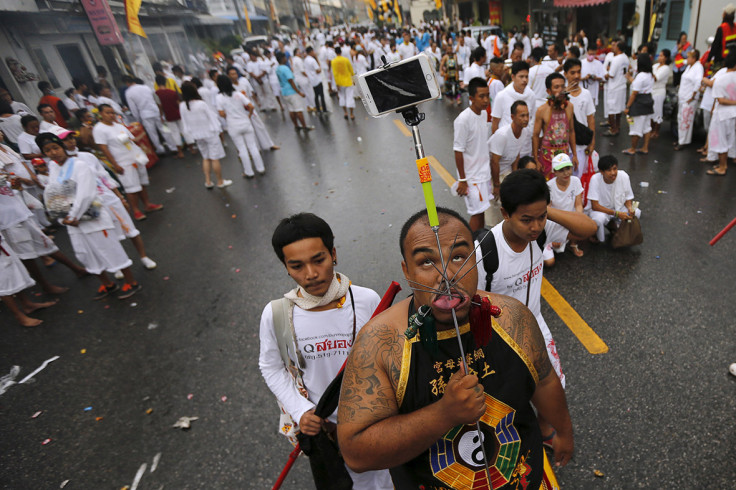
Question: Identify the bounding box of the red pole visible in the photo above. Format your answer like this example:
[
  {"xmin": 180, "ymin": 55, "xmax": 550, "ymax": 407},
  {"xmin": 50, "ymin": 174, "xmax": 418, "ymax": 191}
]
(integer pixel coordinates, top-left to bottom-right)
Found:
[
  {"xmin": 709, "ymin": 217, "xmax": 736, "ymax": 246},
  {"xmin": 272, "ymin": 444, "xmax": 302, "ymax": 490}
]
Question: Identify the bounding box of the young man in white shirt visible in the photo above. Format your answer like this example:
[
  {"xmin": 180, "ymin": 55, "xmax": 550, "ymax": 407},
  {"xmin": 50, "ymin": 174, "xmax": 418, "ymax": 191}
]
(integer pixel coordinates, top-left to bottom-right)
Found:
[
  {"xmin": 491, "ymin": 61, "xmax": 536, "ymax": 156},
  {"xmin": 474, "ymin": 169, "xmax": 595, "ymax": 442},
  {"xmin": 581, "ymin": 45, "xmax": 605, "ymax": 107},
  {"xmin": 486, "ymin": 100, "xmax": 530, "ymax": 226},
  {"xmin": 455, "ymin": 35, "xmax": 471, "ymax": 76},
  {"xmin": 93, "ymin": 104, "xmax": 163, "ymax": 221},
  {"xmin": 259, "ymin": 213, "xmax": 393, "ymax": 490},
  {"xmin": 603, "ymin": 41, "xmax": 629, "ymax": 136},
  {"xmin": 397, "ymin": 31, "xmax": 418, "ymax": 60},
  {"xmin": 453, "ymin": 78, "xmax": 491, "ymax": 232},
  {"xmin": 122, "ymin": 75, "xmax": 168, "ymax": 155},
  {"xmin": 528, "ymin": 47, "xmax": 555, "ymax": 109},
  {"xmin": 564, "ymin": 58, "xmax": 596, "ymax": 177},
  {"xmin": 305, "ymin": 47, "xmax": 328, "ymax": 113},
  {"xmin": 462, "ymin": 47, "xmax": 488, "ymax": 88},
  {"xmin": 587, "ymin": 155, "xmax": 641, "ymax": 243}
]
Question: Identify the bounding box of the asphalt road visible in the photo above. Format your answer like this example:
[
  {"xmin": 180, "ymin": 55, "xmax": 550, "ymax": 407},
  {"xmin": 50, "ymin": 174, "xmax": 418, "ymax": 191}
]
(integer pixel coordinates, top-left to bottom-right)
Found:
[{"xmin": 1, "ymin": 95, "xmax": 735, "ymax": 489}]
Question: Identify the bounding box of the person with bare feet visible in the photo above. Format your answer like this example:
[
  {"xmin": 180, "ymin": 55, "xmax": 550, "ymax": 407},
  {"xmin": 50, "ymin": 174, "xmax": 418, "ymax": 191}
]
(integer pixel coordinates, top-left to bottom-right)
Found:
[
  {"xmin": 1, "ymin": 165, "xmax": 87, "ymax": 294},
  {"xmin": 587, "ymin": 155, "xmax": 642, "ymax": 242},
  {"xmin": 0, "ymin": 234, "xmax": 57, "ymax": 327},
  {"xmin": 38, "ymin": 132, "xmax": 142, "ymax": 300},
  {"xmin": 622, "ymin": 54, "xmax": 655, "ymax": 156},
  {"xmin": 705, "ymin": 50, "xmax": 736, "ymax": 176},
  {"xmin": 546, "ymin": 154, "xmax": 586, "ymax": 264}
]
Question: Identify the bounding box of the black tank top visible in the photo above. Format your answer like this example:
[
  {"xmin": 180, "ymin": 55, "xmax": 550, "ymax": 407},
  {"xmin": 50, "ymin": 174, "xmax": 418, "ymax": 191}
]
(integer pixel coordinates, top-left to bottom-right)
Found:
[{"xmin": 389, "ymin": 320, "xmax": 543, "ymax": 489}]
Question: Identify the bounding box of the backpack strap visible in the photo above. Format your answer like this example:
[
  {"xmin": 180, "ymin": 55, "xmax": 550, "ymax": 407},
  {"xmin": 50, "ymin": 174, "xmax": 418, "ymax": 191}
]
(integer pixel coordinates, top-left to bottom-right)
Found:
[
  {"xmin": 472, "ymin": 227, "xmax": 499, "ymax": 292},
  {"xmin": 536, "ymin": 229, "xmax": 547, "ymax": 251},
  {"xmin": 270, "ymin": 298, "xmax": 295, "ymax": 369}
]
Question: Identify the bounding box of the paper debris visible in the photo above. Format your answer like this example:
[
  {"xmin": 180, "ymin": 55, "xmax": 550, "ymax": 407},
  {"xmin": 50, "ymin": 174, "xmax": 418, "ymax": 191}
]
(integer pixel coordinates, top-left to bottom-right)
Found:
[
  {"xmin": 593, "ymin": 469, "xmax": 604, "ymax": 477},
  {"xmin": 42, "ymin": 438, "xmax": 51, "ymax": 445},
  {"xmin": 163, "ymin": 276, "xmax": 169, "ymax": 281},
  {"xmin": 80, "ymin": 349, "xmax": 86, "ymax": 354},
  {"xmin": 221, "ymin": 395, "xmax": 227, "ymax": 402},
  {"xmin": 146, "ymin": 408, "xmax": 153, "ymax": 415},
  {"xmin": 173, "ymin": 416, "xmax": 199, "ymax": 429},
  {"xmin": 31, "ymin": 411, "xmax": 42, "ymax": 419},
  {"xmin": 147, "ymin": 323, "xmax": 158, "ymax": 330},
  {"xmin": 78, "ymin": 310, "xmax": 84, "ymax": 314},
  {"xmin": 131, "ymin": 303, "xmax": 137, "ymax": 307},
  {"xmin": 0, "ymin": 366, "xmax": 20, "ymax": 395},
  {"xmin": 60, "ymin": 480, "xmax": 70, "ymax": 488},
  {"xmin": 165, "ymin": 187, "xmax": 176, "ymax": 193},
  {"xmin": 130, "ymin": 463, "xmax": 147, "ymax": 490},
  {"xmin": 84, "ymin": 406, "xmax": 93, "ymax": 412},
  {"xmin": 639, "ymin": 182, "xmax": 649, "ymax": 187},
  {"xmin": 19, "ymin": 356, "xmax": 60, "ymax": 384},
  {"xmin": 96, "ymin": 417, "xmax": 103, "ymax": 422},
  {"xmin": 187, "ymin": 393, "xmax": 193, "ymax": 400},
  {"xmin": 150, "ymin": 452, "xmax": 162, "ymax": 473},
  {"xmin": 231, "ymin": 214, "xmax": 236, "ymax": 219}
]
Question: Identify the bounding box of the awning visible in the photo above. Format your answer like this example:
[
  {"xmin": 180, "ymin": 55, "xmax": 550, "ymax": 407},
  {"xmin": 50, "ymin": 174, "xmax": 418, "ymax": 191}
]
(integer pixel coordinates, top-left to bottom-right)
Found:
[
  {"xmin": 553, "ymin": 0, "xmax": 612, "ymax": 7},
  {"xmin": 219, "ymin": 14, "xmax": 269, "ymax": 21},
  {"xmin": 191, "ymin": 15, "xmax": 235, "ymax": 25}
]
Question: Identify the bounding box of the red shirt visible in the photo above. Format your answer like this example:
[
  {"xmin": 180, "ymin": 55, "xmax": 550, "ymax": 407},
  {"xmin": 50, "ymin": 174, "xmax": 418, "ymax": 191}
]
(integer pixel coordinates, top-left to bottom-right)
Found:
[
  {"xmin": 155, "ymin": 88, "xmax": 181, "ymax": 121},
  {"xmin": 39, "ymin": 94, "xmax": 68, "ymax": 128}
]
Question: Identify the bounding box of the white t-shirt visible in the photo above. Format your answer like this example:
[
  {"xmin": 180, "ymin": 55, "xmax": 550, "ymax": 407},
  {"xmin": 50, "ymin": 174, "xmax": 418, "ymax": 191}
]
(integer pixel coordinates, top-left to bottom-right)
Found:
[
  {"xmin": 179, "ymin": 100, "xmax": 221, "ymax": 140},
  {"xmin": 92, "ymin": 121, "xmax": 141, "ymax": 166},
  {"xmin": 96, "ymin": 96, "xmax": 123, "ymax": 115},
  {"xmin": 17, "ymin": 132, "xmax": 40, "ymax": 160},
  {"xmin": 712, "ymin": 70, "xmax": 736, "ymax": 121},
  {"xmin": 488, "ymin": 124, "xmax": 527, "ymax": 175},
  {"xmin": 258, "ymin": 285, "xmax": 380, "ymax": 424},
  {"xmin": 125, "ymin": 84, "xmax": 160, "ymax": 120},
  {"xmin": 453, "ymin": 107, "xmax": 491, "ymax": 183},
  {"xmin": 569, "ymin": 88, "xmax": 595, "ymax": 129},
  {"xmin": 491, "ymin": 84, "xmax": 537, "ymax": 128},
  {"xmin": 587, "ymin": 170, "xmax": 634, "ymax": 210},
  {"xmin": 607, "ymin": 53, "xmax": 629, "ymax": 92},
  {"xmin": 463, "ymin": 63, "xmax": 486, "ymax": 85},
  {"xmin": 397, "ymin": 42, "xmax": 417, "ymax": 60},
  {"xmin": 581, "ymin": 58, "xmax": 604, "ymax": 92},
  {"xmin": 483, "ymin": 35, "xmax": 502, "ymax": 56},
  {"xmin": 548, "ymin": 176, "xmax": 583, "ymax": 212},
  {"xmin": 456, "ymin": 45, "xmax": 471, "ymax": 68},
  {"xmin": 305, "ymin": 56, "xmax": 322, "ymax": 87},
  {"xmin": 528, "ymin": 63, "xmax": 555, "ymax": 103},
  {"xmin": 631, "ymin": 72, "xmax": 653, "ymax": 94},
  {"xmin": 700, "ymin": 67, "xmax": 726, "ymax": 110},
  {"xmin": 678, "ymin": 62, "xmax": 704, "ymax": 100},
  {"xmin": 216, "ymin": 92, "xmax": 253, "ymax": 133},
  {"xmin": 652, "ymin": 63, "xmax": 673, "ymax": 96},
  {"xmin": 0, "ymin": 180, "xmax": 33, "ymax": 230},
  {"xmin": 488, "ymin": 78, "xmax": 504, "ymax": 103},
  {"xmin": 0, "ymin": 115, "xmax": 24, "ymax": 144}
]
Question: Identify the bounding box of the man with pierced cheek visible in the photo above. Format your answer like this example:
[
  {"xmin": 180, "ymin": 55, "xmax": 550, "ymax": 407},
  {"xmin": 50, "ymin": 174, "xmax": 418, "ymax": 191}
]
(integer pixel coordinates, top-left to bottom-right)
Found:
[{"xmin": 337, "ymin": 207, "xmax": 574, "ymax": 489}]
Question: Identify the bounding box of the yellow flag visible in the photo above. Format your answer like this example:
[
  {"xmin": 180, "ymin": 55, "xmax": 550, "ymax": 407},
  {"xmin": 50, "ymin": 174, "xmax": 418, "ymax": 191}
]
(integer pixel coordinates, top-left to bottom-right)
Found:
[
  {"xmin": 394, "ymin": 0, "xmax": 402, "ymax": 24},
  {"xmin": 125, "ymin": 0, "xmax": 146, "ymax": 38},
  {"xmin": 243, "ymin": 4, "xmax": 252, "ymax": 33},
  {"xmin": 434, "ymin": 0, "xmax": 442, "ymax": 9},
  {"xmin": 365, "ymin": 0, "xmax": 377, "ymax": 10}
]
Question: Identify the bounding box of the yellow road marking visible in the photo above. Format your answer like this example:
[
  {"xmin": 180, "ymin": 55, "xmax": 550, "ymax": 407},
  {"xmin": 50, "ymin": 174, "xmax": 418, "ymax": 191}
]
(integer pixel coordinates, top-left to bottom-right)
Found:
[
  {"xmin": 393, "ymin": 118, "xmax": 412, "ymax": 137},
  {"xmin": 541, "ymin": 278, "xmax": 609, "ymax": 354},
  {"xmin": 427, "ymin": 155, "xmax": 456, "ymax": 188},
  {"xmin": 414, "ymin": 146, "xmax": 608, "ymax": 354}
]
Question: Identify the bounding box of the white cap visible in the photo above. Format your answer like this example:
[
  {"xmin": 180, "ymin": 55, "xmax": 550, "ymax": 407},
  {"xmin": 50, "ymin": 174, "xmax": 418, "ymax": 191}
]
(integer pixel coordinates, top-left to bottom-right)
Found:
[{"xmin": 552, "ymin": 153, "xmax": 573, "ymax": 170}]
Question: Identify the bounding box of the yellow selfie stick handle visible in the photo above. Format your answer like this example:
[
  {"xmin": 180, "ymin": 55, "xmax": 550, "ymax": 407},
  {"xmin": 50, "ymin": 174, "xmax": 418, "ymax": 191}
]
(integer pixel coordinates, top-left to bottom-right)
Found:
[{"xmin": 416, "ymin": 157, "xmax": 439, "ymax": 228}]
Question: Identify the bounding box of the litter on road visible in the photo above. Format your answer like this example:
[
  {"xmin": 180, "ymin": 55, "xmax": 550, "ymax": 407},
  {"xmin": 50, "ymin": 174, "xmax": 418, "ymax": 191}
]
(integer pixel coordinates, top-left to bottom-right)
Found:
[{"xmin": 173, "ymin": 416, "xmax": 198, "ymax": 429}]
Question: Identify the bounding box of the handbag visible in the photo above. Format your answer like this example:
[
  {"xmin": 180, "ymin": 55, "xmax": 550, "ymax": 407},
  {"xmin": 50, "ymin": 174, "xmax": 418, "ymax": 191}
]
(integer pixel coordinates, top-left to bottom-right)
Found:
[
  {"xmin": 573, "ymin": 114, "xmax": 594, "ymax": 146},
  {"xmin": 612, "ymin": 217, "xmax": 643, "ymax": 248},
  {"xmin": 629, "ymin": 93, "xmax": 654, "ymax": 117}
]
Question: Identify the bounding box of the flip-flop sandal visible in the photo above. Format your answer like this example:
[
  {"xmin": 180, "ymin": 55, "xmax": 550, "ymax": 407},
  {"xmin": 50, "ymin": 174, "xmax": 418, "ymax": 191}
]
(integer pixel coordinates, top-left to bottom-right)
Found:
[
  {"xmin": 706, "ymin": 169, "xmax": 727, "ymax": 176},
  {"xmin": 542, "ymin": 430, "xmax": 557, "ymax": 450},
  {"xmin": 636, "ymin": 150, "xmax": 649, "ymax": 154},
  {"xmin": 603, "ymin": 130, "xmax": 619, "ymax": 136},
  {"xmin": 622, "ymin": 149, "xmax": 636, "ymax": 155},
  {"xmin": 570, "ymin": 244, "xmax": 584, "ymax": 257}
]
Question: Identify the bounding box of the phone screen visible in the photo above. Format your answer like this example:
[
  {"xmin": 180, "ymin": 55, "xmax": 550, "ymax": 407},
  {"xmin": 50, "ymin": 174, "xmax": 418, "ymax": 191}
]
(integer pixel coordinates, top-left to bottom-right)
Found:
[{"xmin": 364, "ymin": 59, "xmax": 432, "ymax": 113}]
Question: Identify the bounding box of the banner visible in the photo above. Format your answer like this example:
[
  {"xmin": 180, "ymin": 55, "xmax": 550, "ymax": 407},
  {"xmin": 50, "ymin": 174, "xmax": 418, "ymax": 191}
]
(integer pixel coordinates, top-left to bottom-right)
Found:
[
  {"xmin": 125, "ymin": 0, "xmax": 147, "ymax": 38},
  {"xmin": 488, "ymin": 0, "xmax": 501, "ymax": 25},
  {"xmin": 244, "ymin": 4, "xmax": 252, "ymax": 33},
  {"xmin": 80, "ymin": 0, "xmax": 124, "ymax": 45}
]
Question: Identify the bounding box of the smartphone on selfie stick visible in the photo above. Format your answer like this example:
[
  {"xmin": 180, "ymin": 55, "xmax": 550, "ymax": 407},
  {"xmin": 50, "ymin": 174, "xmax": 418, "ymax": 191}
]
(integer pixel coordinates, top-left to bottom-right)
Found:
[{"xmin": 354, "ymin": 53, "xmax": 441, "ymax": 117}]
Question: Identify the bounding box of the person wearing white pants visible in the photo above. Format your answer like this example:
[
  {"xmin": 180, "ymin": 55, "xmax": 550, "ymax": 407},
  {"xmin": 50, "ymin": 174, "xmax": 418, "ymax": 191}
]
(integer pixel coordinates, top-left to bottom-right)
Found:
[
  {"xmin": 124, "ymin": 76, "xmax": 168, "ymax": 154},
  {"xmin": 586, "ymin": 155, "xmax": 642, "ymax": 243},
  {"xmin": 674, "ymin": 51, "xmax": 703, "ymax": 150},
  {"xmin": 651, "ymin": 50, "xmax": 673, "ymax": 138},
  {"xmin": 215, "ymin": 76, "xmax": 265, "ymax": 178}
]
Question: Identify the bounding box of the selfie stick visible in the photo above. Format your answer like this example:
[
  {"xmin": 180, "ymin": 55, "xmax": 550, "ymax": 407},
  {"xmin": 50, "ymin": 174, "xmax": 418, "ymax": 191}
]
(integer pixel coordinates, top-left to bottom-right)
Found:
[{"xmin": 398, "ymin": 95, "xmax": 494, "ymax": 489}]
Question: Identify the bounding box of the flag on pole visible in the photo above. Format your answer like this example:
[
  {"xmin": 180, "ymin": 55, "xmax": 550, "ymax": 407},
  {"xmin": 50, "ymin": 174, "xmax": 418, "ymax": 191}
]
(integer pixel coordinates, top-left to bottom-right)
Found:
[
  {"xmin": 393, "ymin": 0, "xmax": 402, "ymax": 25},
  {"xmin": 243, "ymin": 4, "xmax": 252, "ymax": 33},
  {"xmin": 125, "ymin": 0, "xmax": 146, "ymax": 38},
  {"xmin": 434, "ymin": 0, "xmax": 442, "ymax": 9}
]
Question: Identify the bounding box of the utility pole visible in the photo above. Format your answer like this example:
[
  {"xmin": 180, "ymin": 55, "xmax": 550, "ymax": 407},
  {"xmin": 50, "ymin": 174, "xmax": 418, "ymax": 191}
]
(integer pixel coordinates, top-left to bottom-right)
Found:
[{"xmin": 231, "ymin": 0, "xmax": 245, "ymax": 38}]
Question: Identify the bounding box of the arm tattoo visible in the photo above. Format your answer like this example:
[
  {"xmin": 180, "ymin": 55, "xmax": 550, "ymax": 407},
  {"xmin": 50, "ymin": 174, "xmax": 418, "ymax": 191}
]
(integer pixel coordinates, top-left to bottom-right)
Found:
[
  {"xmin": 493, "ymin": 295, "xmax": 553, "ymax": 381},
  {"xmin": 338, "ymin": 322, "xmax": 403, "ymax": 424}
]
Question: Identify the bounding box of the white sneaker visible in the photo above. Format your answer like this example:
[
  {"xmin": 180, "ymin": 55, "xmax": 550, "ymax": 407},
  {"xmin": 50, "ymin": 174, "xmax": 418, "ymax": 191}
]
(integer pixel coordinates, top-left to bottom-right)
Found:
[
  {"xmin": 217, "ymin": 179, "xmax": 233, "ymax": 188},
  {"xmin": 114, "ymin": 270, "xmax": 124, "ymax": 280},
  {"xmin": 141, "ymin": 257, "xmax": 157, "ymax": 269}
]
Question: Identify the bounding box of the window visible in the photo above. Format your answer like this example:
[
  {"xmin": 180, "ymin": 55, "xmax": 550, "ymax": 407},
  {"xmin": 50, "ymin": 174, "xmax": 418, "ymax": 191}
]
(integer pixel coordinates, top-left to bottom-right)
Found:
[
  {"xmin": 33, "ymin": 48, "xmax": 60, "ymax": 88},
  {"xmin": 666, "ymin": 0, "xmax": 685, "ymax": 40}
]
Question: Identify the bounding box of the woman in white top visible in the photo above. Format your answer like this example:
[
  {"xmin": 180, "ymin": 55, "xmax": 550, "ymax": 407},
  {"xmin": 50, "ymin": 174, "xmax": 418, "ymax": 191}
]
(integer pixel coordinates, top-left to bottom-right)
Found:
[
  {"xmin": 623, "ymin": 54, "xmax": 655, "ymax": 154},
  {"xmin": 651, "ymin": 49, "xmax": 672, "ymax": 138},
  {"xmin": 215, "ymin": 75, "xmax": 265, "ymax": 178},
  {"xmin": 180, "ymin": 82, "xmax": 231, "ymax": 189},
  {"xmin": 675, "ymin": 50, "xmax": 704, "ymax": 149}
]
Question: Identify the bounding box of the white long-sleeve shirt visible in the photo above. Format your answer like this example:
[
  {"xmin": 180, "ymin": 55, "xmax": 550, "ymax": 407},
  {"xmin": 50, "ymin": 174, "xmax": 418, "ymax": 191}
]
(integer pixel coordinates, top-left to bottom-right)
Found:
[
  {"xmin": 258, "ymin": 286, "xmax": 379, "ymax": 424},
  {"xmin": 124, "ymin": 84, "xmax": 160, "ymax": 120}
]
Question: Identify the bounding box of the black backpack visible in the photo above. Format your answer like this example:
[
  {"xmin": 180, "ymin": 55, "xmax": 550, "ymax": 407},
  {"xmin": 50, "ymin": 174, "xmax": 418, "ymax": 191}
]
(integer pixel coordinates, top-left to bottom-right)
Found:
[{"xmin": 473, "ymin": 227, "xmax": 547, "ymax": 293}]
